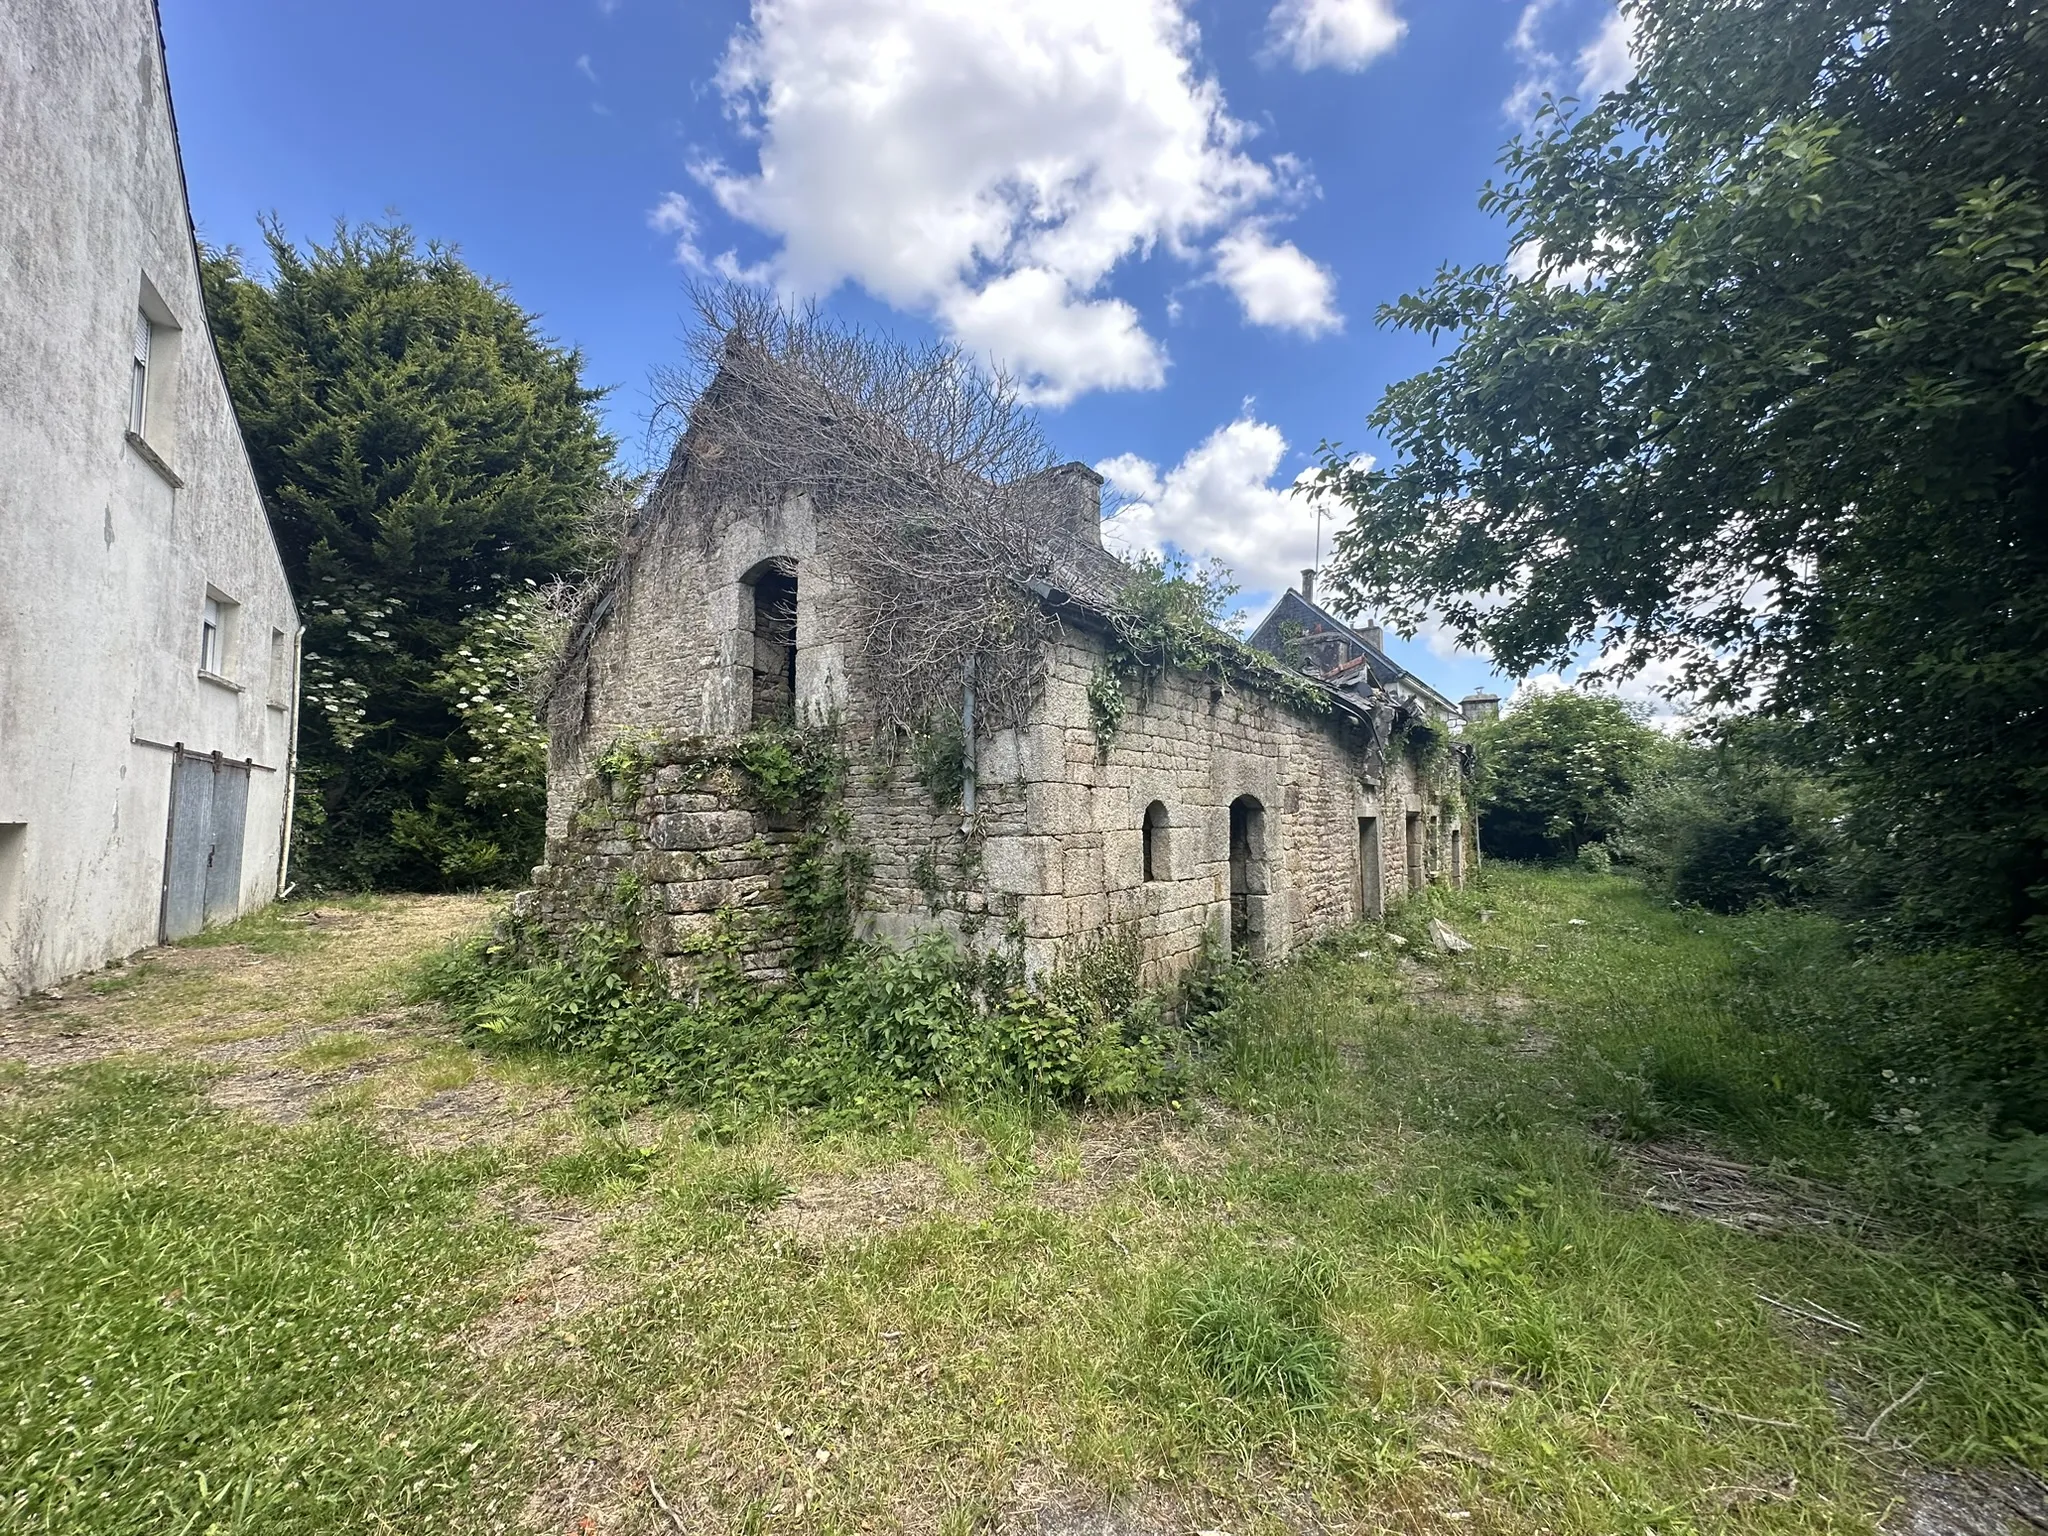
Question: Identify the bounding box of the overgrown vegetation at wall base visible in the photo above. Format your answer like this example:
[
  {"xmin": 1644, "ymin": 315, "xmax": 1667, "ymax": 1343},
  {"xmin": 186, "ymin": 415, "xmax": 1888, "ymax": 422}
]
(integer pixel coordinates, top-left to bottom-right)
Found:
[{"xmin": 422, "ymin": 919, "xmax": 1192, "ymax": 1130}]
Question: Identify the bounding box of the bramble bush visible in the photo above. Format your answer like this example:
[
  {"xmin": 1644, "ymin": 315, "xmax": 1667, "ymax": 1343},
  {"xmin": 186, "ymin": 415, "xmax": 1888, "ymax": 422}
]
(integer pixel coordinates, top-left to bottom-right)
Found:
[{"xmin": 1612, "ymin": 724, "xmax": 1841, "ymax": 914}]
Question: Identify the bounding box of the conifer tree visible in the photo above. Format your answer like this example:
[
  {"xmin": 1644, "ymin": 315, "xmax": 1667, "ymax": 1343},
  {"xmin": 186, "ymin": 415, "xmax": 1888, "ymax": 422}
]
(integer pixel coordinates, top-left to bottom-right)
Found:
[{"xmin": 204, "ymin": 222, "xmax": 616, "ymax": 890}]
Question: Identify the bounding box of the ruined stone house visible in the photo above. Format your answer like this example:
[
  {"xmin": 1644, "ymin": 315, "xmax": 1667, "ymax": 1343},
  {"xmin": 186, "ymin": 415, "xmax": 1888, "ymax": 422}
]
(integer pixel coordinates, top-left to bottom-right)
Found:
[{"xmin": 532, "ymin": 351, "xmax": 1472, "ymax": 991}]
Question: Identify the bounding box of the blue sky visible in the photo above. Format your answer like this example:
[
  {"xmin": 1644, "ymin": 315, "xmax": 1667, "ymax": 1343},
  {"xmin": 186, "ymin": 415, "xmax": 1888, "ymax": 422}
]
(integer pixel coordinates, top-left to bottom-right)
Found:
[{"xmin": 159, "ymin": 0, "xmax": 1637, "ymax": 707}]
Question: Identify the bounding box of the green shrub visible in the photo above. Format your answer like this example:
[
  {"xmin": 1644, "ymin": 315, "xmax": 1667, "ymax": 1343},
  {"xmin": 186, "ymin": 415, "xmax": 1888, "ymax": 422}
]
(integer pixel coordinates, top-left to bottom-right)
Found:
[
  {"xmin": 1614, "ymin": 729, "xmax": 1840, "ymax": 913},
  {"xmin": 1466, "ymin": 691, "xmax": 1670, "ymax": 861}
]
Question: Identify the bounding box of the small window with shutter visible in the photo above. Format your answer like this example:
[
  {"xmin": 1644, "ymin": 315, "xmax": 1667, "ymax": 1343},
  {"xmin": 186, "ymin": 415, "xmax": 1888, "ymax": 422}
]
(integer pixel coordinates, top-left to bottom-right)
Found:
[
  {"xmin": 129, "ymin": 309, "xmax": 152, "ymax": 436},
  {"xmin": 200, "ymin": 596, "xmax": 223, "ymax": 675}
]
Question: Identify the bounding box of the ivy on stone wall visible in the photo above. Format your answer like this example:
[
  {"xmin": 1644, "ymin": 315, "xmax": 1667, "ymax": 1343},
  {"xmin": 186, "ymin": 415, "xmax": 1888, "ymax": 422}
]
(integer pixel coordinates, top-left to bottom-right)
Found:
[
  {"xmin": 1090, "ymin": 554, "xmax": 1334, "ymax": 757},
  {"xmin": 588, "ymin": 724, "xmax": 870, "ymax": 973}
]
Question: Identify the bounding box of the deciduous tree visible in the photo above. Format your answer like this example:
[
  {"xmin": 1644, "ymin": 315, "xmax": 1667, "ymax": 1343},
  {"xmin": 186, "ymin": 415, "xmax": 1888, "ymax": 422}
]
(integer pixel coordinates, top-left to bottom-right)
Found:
[{"xmin": 1312, "ymin": 0, "xmax": 2048, "ymax": 939}]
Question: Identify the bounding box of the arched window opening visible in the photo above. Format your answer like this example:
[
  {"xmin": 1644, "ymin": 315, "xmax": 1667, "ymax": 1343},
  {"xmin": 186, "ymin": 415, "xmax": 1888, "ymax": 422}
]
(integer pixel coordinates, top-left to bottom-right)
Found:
[
  {"xmin": 1142, "ymin": 801, "xmax": 1169, "ymax": 882},
  {"xmin": 1228, "ymin": 794, "xmax": 1267, "ymax": 957},
  {"xmin": 745, "ymin": 562, "xmax": 798, "ymax": 727}
]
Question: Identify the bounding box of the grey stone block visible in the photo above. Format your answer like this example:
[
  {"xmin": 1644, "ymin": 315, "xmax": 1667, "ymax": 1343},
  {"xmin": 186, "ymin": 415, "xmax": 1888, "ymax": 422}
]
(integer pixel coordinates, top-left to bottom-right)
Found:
[{"xmin": 649, "ymin": 810, "xmax": 754, "ymax": 851}]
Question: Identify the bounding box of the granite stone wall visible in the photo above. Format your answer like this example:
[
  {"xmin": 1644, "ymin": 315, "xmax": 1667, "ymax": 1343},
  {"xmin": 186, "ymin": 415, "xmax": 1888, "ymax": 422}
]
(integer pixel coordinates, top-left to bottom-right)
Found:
[{"xmin": 535, "ymin": 480, "xmax": 1468, "ymax": 993}]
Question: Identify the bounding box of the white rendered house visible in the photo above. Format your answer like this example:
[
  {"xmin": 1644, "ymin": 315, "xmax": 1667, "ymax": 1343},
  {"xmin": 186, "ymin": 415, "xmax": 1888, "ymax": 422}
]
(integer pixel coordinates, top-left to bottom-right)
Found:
[{"xmin": 0, "ymin": 0, "xmax": 301, "ymax": 996}]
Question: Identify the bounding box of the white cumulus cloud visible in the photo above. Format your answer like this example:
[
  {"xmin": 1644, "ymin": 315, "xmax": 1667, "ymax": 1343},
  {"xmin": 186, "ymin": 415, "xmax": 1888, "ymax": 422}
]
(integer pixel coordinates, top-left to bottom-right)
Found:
[
  {"xmin": 1098, "ymin": 417, "xmax": 1334, "ymax": 600},
  {"xmin": 695, "ymin": 0, "xmax": 1339, "ymax": 404},
  {"xmin": 1506, "ymin": 2, "xmax": 1640, "ymax": 124},
  {"xmin": 649, "ymin": 191, "xmax": 707, "ymax": 270},
  {"xmin": 1575, "ymin": 6, "xmax": 1639, "ymax": 96},
  {"xmin": 1214, "ymin": 225, "xmax": 1341, "ymax": 336},
  {"xmin": 1265, "ymin": 0, "xmax": 1405, "ymax": 72}
]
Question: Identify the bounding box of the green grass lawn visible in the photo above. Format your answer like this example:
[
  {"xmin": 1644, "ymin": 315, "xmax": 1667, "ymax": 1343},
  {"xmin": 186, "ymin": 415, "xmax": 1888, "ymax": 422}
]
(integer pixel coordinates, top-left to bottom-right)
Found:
[{"xmin": 1, "ymin": 871, "xmax": 2042, "ymax": 1533}]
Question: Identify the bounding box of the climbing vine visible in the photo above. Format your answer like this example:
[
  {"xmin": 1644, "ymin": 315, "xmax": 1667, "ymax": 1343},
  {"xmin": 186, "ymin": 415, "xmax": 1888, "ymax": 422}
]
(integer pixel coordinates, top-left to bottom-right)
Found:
[
  {"xmin": 1086, "ymin": 666, "xmax": 1128, "ymax": 756},
  {"xmin": 1090, "ymin": 553, "xmax": 1335, "ymax": 755}
]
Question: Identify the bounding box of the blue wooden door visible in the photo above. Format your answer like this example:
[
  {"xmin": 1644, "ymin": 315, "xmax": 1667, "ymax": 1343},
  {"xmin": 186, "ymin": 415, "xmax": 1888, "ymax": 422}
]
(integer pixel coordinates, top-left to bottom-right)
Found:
[{"xmin": 160, "ymin": 753, "xmax": 250, "ymax": 941}]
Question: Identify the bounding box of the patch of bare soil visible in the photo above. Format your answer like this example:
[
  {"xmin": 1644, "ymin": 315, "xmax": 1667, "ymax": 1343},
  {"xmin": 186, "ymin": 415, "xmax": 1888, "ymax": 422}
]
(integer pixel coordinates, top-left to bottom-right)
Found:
[
  {"xmin": 760, "ymin": 1158, "xmax": 963, "ymax": 1240},
  {"xmin": 469, "ymin": 1194, "xmax": 635, "ymax": 1364},
  {"xmin": 1390, "ymin": 957, "xmax": 1537, "ymax": 1034},
  {"xmin": 1617, "ymin": 1139, "xmax": 1842, "ymax": 1234},
  {"xmin": 1004, "ymin": 1474, "xmax": 1176, "ymax": 1536},
  {"xmin": 1883, "ymin": 1466, "xmax": 2048, "ymax": 1535},
  {"xmin": 756, "ymin": 1107, "xmax": 1250, "ymax": 1240},
  {"xmin": 1037, "ymin": 1105, "xmax": 1248, "ymax": 1213},
  {"xmin": 388, "ymin": 1080, "xmax": 577, "ymax": 1153}
]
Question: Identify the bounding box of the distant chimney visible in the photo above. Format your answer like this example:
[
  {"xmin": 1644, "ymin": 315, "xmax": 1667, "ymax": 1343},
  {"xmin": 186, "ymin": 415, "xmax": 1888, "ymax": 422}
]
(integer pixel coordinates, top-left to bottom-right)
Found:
[
  {"xmin": 1300, "ymin": 568, "xmax": 1316, "ymax": 603},
  {"xmin": 1460, "ymin": 690, "xmax": 1502, "ymax": 725},
  {"xmin": 1035, "ymin": 462, "xmax": 1104, "ymax": 547},
  {"xmin": 1362, "ymin": 619, "xmax": 1385, "ymax": 650}
]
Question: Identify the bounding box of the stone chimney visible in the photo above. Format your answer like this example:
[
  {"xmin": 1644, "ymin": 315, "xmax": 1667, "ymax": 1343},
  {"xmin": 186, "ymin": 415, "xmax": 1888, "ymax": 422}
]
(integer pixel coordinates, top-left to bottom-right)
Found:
[
  {"xmin": 1361, "ymin": 619, "xmax": 1385, "ymax": 651},
  {"xmin": 1299, "ymin": 567, "xmax": 1317, "ymax": 604},
  {"xmin": 1460, "ymin": 690, "xmax": 1502, "ymax": 725},
  {"xmin": 1033, "ymin": 461, "xmax": 1104, "ymax": 547}
]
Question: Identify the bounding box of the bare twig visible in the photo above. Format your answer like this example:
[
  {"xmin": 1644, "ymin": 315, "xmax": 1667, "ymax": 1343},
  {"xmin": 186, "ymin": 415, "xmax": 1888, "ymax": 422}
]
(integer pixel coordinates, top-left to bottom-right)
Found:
[
  {"xmin": 1685, "ymin": 1397, "xmax": 1801, "ymax": 1429},
  {"xmin": 1420, "ymin": 1444, "xmax": 1502, "ymax": 1472},
  {"xmin": 1860, "ymin": 1374, "xmax": 1931, "ymax": 1442},
  {"xmin": 1756, "ymin": 1291, "xmax": 1864, "ymax": 1334},
  {"xmin": 647, "ymin": 1472, "xmax": 688, "ymax": 1533}
]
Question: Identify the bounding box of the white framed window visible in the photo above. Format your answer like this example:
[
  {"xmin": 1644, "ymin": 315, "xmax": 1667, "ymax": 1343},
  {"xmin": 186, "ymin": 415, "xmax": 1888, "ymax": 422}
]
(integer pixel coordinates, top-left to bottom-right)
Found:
[
  {"xmin": 126, "ymin": 277, "xmax": 183, "ymax": 474},
  {"xmin": 129, "ymin": 309, "xmax": 152, "ymax": 436},
  {"xmin": 199, "ymin": 588, "xmax": 239, "ymax": 680},
  {"xmin": 200, "ymin": 597, "xmax": 223, "ymax": 675}
]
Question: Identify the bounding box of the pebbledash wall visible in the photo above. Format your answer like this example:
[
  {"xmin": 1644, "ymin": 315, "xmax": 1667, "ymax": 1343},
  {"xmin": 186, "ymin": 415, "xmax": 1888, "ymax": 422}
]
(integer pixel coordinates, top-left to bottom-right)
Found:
[
  {"xmin": 0, "ymin": 0, "xmax": 301, "ymax": 999},
  {"xmin": 536, "ymin": 450, "xmax": 1467, "ymax": 991}
]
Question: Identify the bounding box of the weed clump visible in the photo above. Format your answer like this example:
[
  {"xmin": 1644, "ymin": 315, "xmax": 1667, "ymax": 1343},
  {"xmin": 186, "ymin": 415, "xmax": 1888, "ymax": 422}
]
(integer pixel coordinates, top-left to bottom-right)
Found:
[{"xmin": 1140, "ymin": 1250, "xmax": 1346, "ymax": 1411}]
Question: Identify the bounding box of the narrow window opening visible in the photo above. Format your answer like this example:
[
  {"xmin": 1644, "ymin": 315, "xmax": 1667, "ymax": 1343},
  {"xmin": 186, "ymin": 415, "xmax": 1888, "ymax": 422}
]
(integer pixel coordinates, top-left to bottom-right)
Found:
[
  {"xmin": 1405, "ymin": 811, "xmax": 1425, "ymax": 894},
  {"xmin": 747, "ymin": 564, "xmax": 798, "ymax": 726},
  {"xmin": 1142, "ymin": 800, "xmax": 1169, "ymax": 882},
  {"xmin": 1229, "ymin": 794, "xmax": 1267, "ymax": 957}
]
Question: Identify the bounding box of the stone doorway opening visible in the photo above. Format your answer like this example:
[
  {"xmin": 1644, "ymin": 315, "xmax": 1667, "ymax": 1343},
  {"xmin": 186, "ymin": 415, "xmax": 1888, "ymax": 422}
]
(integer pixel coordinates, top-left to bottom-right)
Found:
[{"xmin": 1357, "ymin": 815, "xmax": 1383, "ymax": 919}]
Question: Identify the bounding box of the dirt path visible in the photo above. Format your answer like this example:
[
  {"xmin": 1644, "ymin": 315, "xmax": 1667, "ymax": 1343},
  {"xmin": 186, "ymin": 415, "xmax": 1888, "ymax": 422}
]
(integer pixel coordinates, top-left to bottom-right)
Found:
[{"xmin": 0, "ymin": 894, "xmax": 573, "ymax": 1143}]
